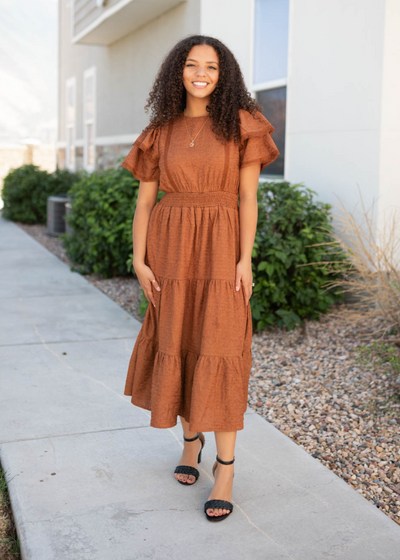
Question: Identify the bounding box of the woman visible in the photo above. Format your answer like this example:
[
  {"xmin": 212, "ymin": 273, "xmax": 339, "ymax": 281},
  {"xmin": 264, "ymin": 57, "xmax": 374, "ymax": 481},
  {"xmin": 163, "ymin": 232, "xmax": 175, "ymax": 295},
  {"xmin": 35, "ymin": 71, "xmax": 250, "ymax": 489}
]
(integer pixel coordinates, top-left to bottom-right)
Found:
[{"xmin": 121, "ymin": 35, "xmax": 279, "ymax": 522}]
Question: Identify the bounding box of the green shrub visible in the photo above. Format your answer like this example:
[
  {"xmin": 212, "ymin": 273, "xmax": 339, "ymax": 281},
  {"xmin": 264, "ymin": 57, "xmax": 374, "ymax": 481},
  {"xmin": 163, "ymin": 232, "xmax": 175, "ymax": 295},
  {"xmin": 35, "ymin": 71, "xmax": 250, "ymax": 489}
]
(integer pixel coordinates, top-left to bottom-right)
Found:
[
  {"xmin": 251, "ymin": 181, "xmax": 345, "ymax": 331},
  {"xmin": 1, "ymin": 164, "xmax": 78, "ymax": 224},
  {"xmin": 2, "ymin": 165, "xmax": 52, "ymax": 223},
  {"xmin": 52, "ymin": 167, "xmax": 80, "ymax": 195},
  {"xmin": 62, "ymin": 167, "xmax": 142, "ymax": 278}
]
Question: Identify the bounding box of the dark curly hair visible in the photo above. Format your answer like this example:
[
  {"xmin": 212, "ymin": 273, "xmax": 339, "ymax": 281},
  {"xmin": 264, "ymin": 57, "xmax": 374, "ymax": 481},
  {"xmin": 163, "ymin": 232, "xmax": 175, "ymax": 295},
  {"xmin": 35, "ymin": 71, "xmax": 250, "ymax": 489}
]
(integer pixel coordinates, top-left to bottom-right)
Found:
[{"xmin": 143, "ymin": 35, "xmax": 263, "ymax": 146}]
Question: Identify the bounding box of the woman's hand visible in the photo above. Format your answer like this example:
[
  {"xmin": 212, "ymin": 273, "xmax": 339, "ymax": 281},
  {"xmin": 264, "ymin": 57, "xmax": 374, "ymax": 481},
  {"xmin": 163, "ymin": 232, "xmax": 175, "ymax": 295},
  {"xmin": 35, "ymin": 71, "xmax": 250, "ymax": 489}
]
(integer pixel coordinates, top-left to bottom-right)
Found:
[
  {"xmin": 133, "ymin": 260, "xmax": 161, "ymax": 308},
  {"xmin": 235, "ymin": 258, "xmax": 253, "ymax": 305}
]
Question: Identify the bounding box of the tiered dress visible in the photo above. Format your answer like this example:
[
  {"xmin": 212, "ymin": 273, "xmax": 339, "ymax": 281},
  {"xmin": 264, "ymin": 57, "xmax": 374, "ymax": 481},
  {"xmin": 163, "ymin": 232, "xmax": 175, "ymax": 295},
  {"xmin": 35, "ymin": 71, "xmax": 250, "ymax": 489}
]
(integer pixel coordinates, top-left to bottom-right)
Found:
[{"xmin": 121, "ymin": 109, "xmax": 280, "ymax": 432}]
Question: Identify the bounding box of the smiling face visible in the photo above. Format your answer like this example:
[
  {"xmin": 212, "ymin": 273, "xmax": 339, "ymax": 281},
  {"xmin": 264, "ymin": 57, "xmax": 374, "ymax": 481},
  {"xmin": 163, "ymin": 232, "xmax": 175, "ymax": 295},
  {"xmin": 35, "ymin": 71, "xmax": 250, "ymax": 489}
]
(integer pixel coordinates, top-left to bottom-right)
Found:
[{"xmin": 182, "ymin": 44, "xmax": 219, "ymax": 100}]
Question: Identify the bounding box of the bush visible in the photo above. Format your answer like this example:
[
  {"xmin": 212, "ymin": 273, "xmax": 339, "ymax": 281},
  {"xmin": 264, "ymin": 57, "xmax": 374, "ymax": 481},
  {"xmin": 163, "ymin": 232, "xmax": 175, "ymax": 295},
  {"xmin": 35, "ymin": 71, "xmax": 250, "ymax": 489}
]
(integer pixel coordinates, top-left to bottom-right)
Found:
[
  {"xmin": 2, "ymin": 164, "xmax": 53, "ymax": 224},
  {"xmin": 63, "ymin": 166, "xmax": 144, "ymax": 278},
  {"xmin": 52, "ymin": 167, "xmax": 79, "ymax": 195},
  {"xmin": 1, "ymin": 164, "xmax": 78, "ymax": 224},
  {"xmin": 250, "ymin": 181, "xmax": 345, "ymax": 331}
]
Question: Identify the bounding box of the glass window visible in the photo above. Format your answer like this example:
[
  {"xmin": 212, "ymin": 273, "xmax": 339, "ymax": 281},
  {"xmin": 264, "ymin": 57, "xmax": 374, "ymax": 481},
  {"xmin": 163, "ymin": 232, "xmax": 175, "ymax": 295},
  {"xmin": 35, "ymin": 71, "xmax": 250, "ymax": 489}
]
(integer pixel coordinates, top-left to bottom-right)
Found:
[
  {"xmin": 85, "ymin": 75, "xmax": 94, "ymax": 121},
  {"xmin": 254, "ymin": 0, "xmax": 290, "ymax": 84},
  {"xmin": 256, "ymin": 87, "xmax": 286, "ymax": 176}
]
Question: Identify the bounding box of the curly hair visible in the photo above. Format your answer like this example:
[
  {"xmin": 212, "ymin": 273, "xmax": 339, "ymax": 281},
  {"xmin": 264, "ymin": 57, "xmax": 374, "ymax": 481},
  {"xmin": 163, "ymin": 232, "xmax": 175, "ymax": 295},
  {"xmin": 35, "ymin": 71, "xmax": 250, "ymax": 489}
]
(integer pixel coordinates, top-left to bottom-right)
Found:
[{"xmin": 143, "ymin": 35, "xmax": 263, "ymax": 146}]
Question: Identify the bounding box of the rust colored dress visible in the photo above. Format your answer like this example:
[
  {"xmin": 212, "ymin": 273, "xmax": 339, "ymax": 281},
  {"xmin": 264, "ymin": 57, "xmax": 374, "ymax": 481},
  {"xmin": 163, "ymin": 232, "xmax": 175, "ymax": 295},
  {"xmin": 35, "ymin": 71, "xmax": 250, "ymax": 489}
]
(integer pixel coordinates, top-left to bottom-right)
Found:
[{"xmin": 121, "ymin": 109, "xmax": 280, "ymax": 432}]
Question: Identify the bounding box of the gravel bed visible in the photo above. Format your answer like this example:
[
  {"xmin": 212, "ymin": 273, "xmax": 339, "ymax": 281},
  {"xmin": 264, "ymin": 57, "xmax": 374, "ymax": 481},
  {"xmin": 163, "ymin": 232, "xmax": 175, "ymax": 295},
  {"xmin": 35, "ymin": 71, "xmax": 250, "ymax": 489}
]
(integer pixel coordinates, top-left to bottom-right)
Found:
[
  {"xmin": 14, "ymin": 222, "xmax": 400, "ymax": 526},
  {"xmin": 0, "ymin": 464, "xmax": 19, "ymax": 560},
  {"xmin": 251, "ymin": 316, "xmax": 400, "ymax": 525}
]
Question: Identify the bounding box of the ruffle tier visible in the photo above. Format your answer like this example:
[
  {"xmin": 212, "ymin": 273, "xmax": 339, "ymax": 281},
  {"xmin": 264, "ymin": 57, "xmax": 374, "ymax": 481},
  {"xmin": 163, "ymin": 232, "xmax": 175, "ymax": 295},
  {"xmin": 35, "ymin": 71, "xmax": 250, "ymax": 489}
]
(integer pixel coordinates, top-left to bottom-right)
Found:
[{"xmin": 124, "ymin": 326, "xmax": 252, "ymax": 432}]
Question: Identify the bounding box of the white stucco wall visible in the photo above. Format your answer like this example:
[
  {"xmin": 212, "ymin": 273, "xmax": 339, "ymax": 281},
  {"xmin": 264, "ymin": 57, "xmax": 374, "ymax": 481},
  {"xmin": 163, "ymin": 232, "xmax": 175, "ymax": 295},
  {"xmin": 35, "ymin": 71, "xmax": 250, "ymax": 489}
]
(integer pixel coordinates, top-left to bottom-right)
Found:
[
  {"xmin": 199, "ymin": 0, "xmax": 254, "ymax": 87},
  {"xmin": 285, "ymin": 0, "xmax": 386, "ymax": 217},
  {"xmin": 377, "ymin": 0, "xmax": 400, "ymax": 229},
  {"xmin": 106, "ymin": 0, "xmax": 201, "ymax": 136}
]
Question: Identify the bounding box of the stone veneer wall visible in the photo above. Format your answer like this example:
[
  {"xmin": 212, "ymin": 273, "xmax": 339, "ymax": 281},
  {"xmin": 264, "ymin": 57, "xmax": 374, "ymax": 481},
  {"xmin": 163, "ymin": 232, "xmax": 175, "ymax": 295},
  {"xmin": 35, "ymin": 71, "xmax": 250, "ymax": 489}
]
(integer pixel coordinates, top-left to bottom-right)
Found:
[
  {"xmin": 75, "ymin": 147, "xmax": 84, "ymax": 171},
  {"xmin": 96, "ymin": 144, "xmax": 133, "ymax": 171},
  {"xmin": 57, "ymin": 148, "xmax": 66, "ymax": 170},
  {"xmin": 56, "ymin": 144, "xmax": 133, "ymax": 174}
]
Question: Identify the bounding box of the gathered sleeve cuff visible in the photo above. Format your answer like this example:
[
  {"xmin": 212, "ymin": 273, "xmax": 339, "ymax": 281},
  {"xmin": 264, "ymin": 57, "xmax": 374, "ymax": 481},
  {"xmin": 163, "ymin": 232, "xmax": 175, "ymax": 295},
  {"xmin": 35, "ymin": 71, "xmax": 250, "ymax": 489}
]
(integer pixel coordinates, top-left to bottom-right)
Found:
[
  {"xmin": 238, "ymin": 109, "xmax": 280, "ymax": 172},
  {"xmin": 121, "ymin": 125, "xmax": 160, "ymax": 182}
]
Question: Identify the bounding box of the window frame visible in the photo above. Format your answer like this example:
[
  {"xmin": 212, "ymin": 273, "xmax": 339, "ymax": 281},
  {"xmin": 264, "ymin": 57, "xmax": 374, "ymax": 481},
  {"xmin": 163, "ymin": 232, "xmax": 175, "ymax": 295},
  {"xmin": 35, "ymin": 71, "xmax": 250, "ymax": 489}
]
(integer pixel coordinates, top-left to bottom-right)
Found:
[{"xmin": 83, "ymin": 66, "xmax": 96, "ymax": 172}]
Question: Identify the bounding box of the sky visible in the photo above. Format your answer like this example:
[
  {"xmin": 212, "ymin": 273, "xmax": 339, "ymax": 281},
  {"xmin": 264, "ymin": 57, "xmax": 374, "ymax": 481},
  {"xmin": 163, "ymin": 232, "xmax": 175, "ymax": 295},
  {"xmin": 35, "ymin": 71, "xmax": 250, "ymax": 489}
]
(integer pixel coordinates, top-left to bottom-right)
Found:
[{"xmin": 0, "ymin": 0, "xmax": 58, "ymax": 145}]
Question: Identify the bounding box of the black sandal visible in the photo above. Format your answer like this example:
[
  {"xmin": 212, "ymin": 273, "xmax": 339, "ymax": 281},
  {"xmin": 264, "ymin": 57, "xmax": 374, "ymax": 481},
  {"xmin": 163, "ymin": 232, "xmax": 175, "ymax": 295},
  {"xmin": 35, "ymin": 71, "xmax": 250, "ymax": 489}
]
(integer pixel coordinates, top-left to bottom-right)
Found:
[
  {"xmin": 174, "ymin": 432, "xmax": 205, "ymax": 485},
  {"xmin": 204, "ymin": 455, "xmax": 235, "ymax": 522}
]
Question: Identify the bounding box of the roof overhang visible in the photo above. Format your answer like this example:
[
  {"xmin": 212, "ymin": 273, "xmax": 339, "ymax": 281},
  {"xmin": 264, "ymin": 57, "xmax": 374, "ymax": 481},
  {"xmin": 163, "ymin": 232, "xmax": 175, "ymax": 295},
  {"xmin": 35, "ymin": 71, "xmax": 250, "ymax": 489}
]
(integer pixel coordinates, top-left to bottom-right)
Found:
[{"xmin": 73, "ymin": 0, "xmax": 185, "ymax": 46}]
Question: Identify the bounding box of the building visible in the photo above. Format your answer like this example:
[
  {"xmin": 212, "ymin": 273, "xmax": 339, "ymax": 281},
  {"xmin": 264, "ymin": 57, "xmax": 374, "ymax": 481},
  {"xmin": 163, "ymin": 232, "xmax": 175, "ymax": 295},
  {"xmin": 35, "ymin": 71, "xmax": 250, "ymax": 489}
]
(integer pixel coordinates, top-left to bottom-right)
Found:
[
  {"xmin": 0, "ymin": 141, "xmax": 56, "ymax": 210},
  {"xmin": 57, "ymin": 0, "xmax": 400, "ymax": 223}
]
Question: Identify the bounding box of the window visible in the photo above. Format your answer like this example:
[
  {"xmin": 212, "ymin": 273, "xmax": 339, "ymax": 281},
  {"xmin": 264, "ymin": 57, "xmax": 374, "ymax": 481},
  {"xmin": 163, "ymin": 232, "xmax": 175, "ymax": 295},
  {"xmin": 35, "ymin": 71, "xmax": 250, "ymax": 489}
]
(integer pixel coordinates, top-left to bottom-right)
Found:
[
  {"xmin": 253, "ymin": 0, "xmax": 290, "ymax": 176},
  {"xmin": 256, "ymin": 87, "xmax": 286, "ymax": 176},
  {"xmin": 83, "ymin": 67, "xmax": 96, "ymax": 171},
  {"xmin": 66, "ymin": 77, "xmax": 76, "ymax": 171}
]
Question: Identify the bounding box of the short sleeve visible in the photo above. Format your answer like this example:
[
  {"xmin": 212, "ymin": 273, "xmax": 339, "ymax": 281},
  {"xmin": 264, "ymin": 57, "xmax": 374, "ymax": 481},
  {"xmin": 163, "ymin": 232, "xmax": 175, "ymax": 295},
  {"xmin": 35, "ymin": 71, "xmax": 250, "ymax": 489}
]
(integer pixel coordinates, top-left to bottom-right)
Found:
[
  {"xmin": 121, "ymin": 125, "xmax": 160, "ymax": 182},
  {"xmin": 238, "ymin": 109, "xmax": 280, "ymax": 172}
]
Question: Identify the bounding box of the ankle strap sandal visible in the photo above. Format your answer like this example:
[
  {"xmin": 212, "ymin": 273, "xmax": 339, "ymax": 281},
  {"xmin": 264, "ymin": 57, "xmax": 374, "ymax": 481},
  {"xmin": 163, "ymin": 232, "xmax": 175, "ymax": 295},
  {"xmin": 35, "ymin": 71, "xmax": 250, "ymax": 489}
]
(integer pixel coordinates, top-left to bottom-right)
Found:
[
  {"xmin": 174, "ymin": 432, "xmax": 205, "ymax": 485},
  {"xmin": 204, "ymin": 455, "xmax": 235, "ymax": 522}
]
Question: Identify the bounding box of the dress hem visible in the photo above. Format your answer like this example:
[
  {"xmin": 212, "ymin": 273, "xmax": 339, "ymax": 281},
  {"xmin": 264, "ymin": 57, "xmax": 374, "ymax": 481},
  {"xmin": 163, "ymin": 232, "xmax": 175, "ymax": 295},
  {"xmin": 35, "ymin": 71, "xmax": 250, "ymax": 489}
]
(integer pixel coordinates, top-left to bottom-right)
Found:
[{"xmin": 123, "ymin": 390, "xmax": 246, "ymax": 432}]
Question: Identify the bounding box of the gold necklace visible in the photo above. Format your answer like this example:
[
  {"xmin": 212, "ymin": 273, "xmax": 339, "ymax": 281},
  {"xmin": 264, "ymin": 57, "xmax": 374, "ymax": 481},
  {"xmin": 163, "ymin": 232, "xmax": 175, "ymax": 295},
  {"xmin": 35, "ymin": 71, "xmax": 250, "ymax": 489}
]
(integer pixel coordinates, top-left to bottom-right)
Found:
[{"xmin": 184, "ymin": 113, "xmax": 210, "ymax": 147}]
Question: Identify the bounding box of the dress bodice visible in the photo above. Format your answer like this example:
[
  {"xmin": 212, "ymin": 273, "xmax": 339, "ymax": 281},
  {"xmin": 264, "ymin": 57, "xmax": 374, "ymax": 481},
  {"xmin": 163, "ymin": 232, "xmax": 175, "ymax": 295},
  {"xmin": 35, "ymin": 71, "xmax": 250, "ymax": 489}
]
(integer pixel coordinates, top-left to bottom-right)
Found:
[{"xmin": 121, "ymin": 109, "xmax": 279, "ymax": 194}]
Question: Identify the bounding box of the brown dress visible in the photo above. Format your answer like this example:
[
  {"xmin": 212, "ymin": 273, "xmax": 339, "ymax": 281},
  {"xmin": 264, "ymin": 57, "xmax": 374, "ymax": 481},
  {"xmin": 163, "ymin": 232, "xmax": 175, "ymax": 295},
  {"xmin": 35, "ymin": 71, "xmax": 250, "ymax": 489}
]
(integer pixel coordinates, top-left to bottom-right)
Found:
[{"xmin": 121, "ymin": 109, "xmax": 279, "ymax": 432}]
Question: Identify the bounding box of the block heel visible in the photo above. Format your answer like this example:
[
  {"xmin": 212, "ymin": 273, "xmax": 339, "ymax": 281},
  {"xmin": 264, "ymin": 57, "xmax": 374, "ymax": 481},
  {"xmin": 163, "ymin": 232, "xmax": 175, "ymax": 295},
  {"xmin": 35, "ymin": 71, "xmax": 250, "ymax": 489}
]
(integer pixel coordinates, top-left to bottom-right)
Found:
[
  {"xmin": 204, "ymin": 455, "xmax": 235, "ymax": 521},
  {"xmin": 174, "ymin": 431, "xmax": 205, "ymax": 485}
]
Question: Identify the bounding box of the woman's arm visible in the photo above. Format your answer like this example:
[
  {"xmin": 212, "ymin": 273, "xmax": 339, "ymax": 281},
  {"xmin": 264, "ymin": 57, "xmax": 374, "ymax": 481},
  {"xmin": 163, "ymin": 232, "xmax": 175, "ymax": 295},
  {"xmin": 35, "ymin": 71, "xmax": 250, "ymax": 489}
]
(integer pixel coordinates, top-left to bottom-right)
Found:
[
  {"xmin": 236, "ymin": 164, "xmax": 260, "ymax": 304},
  {"xmin": 132, "ymin": 180, "xmax": 161, "ymax": 307}
]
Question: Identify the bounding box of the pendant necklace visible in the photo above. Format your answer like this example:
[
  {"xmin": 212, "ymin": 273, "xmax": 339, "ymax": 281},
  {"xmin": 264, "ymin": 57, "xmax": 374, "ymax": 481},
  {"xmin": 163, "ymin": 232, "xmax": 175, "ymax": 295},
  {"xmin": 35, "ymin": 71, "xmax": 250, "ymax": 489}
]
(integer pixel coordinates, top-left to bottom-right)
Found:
[{"xmin": 184, "ymin": 113, "xmax": 210, "ymax": 147}]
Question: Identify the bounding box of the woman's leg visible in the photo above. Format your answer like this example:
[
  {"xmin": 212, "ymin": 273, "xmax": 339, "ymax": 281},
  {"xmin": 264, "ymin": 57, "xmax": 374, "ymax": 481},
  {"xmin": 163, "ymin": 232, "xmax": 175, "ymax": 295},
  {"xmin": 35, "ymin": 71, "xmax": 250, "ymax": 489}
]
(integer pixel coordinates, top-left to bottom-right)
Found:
[
  {"xmin": 174, "ymin": 415, "xmax": 204, "ymax": 484},
  {"xmin": 206, "ymin": 431, "xmax": 236, "ymax": 517}
]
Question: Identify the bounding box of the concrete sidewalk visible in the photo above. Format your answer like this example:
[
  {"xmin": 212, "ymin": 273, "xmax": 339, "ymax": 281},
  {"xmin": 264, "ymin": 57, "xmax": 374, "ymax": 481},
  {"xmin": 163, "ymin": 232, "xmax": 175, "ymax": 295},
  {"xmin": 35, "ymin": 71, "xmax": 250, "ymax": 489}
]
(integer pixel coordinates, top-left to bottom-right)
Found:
[{"xmin": 1, "ymin": 213, "xmax": 400, "ymax": 560}]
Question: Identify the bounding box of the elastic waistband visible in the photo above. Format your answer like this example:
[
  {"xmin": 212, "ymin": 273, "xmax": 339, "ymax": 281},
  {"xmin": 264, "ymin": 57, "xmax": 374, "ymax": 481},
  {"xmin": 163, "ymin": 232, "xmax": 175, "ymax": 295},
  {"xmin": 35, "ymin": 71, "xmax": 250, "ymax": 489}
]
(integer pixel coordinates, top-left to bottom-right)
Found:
[{"xmin": 159, "ymin": 191, "xmax": 238, "ymax": 208}]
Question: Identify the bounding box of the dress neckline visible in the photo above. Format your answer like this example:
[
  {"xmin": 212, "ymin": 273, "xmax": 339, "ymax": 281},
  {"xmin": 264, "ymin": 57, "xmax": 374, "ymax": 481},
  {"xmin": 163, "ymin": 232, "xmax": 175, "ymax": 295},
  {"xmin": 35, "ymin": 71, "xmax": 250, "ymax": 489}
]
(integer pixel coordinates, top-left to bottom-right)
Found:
[{"xmin": 181, "ymin": 112, "xmax": 209, "ymax": 119}]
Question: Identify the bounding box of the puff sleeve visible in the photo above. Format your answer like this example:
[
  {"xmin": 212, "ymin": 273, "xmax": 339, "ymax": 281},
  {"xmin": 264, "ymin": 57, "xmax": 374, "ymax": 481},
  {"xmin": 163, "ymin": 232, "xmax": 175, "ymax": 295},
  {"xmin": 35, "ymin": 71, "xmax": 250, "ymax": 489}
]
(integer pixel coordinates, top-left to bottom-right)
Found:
[
  {"xmin": 121, "ymin": 125, "xmax": 160, "ymax": 182},
  {"xmin": 238, "ymin": 109, "xmax": 280, "ymax": 172}
]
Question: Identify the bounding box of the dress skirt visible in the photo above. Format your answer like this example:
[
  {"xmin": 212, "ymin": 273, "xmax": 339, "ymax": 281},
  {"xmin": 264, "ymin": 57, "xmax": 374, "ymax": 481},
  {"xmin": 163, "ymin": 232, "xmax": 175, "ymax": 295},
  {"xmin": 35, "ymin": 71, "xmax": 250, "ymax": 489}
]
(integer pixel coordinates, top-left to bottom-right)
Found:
[{"xmin": 123, "ymin": 191, "xmax": 253, "ymax": 432}]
